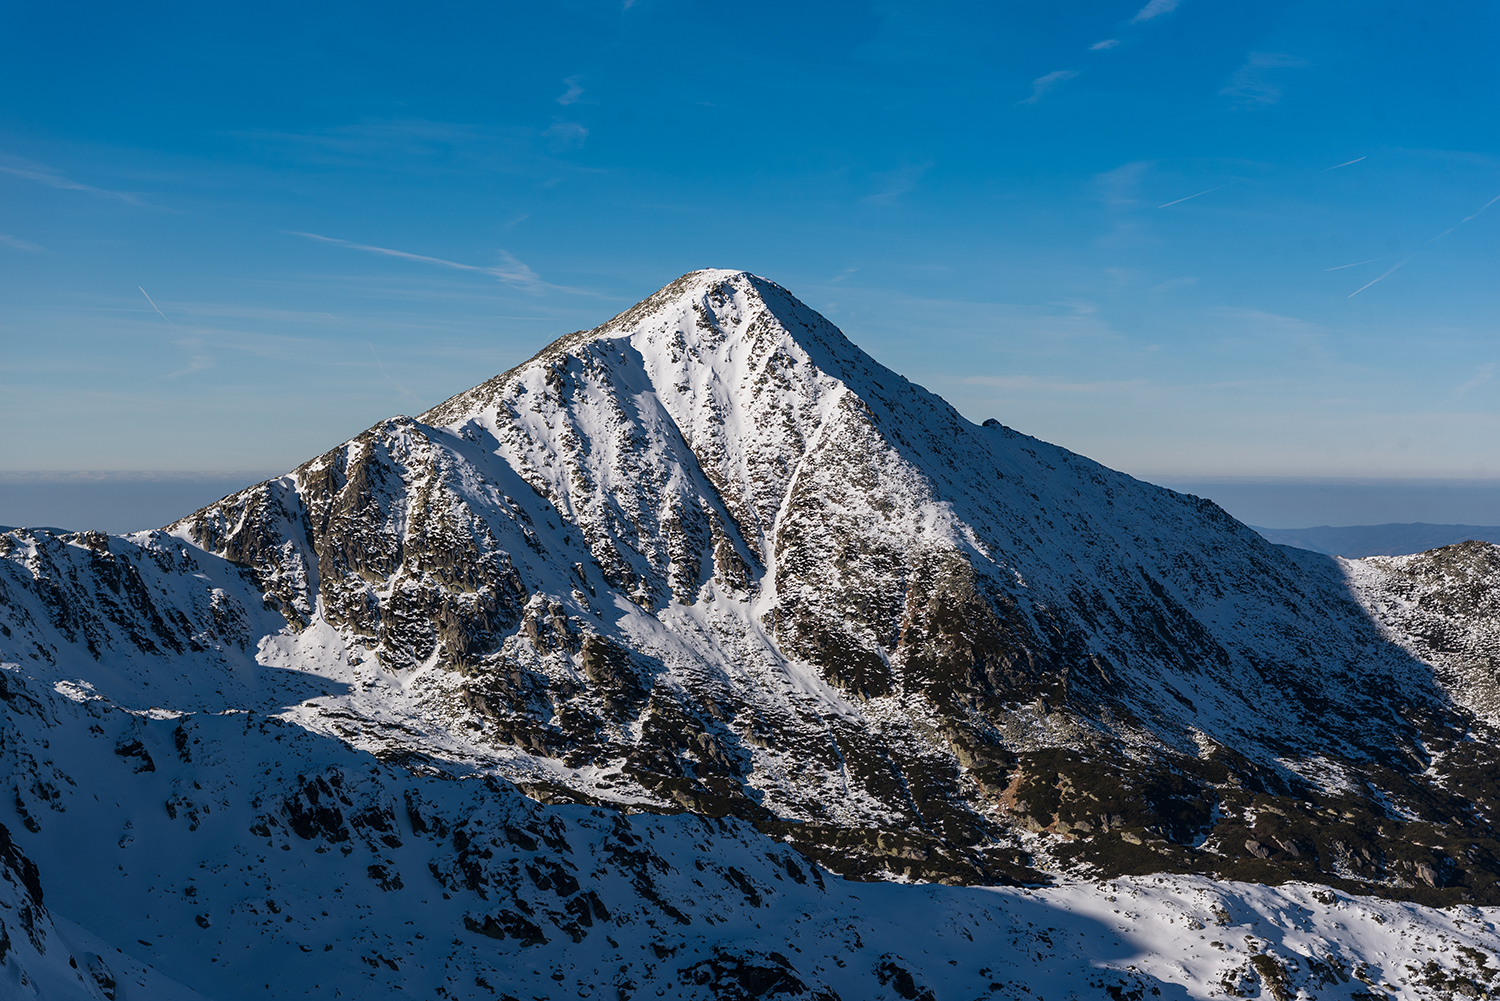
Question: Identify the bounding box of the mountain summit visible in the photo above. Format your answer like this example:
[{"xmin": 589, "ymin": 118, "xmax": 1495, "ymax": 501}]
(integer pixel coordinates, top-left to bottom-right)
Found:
[{"xmin": 4, "ymin": 270, "xmax": 1500, "ymax": 996}]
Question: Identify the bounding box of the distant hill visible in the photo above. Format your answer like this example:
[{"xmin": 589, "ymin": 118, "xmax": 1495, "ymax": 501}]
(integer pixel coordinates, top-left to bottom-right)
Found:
[{"xmin": 1253, "ymin": 522, "xmax": 1500, "ymax": 557}]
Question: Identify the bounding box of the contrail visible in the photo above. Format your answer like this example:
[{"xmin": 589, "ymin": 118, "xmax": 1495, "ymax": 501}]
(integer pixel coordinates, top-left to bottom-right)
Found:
[
  {"xmin": 1322, "ymin": 156, "xmax": 1366, "ymax": 171},
  {"xmin": 1157, "ymin": 187, "xmax": 1219, "ymax": 209},
  {"xmin": 138, "ymin": 286, "xmax": 176, "ymax": 325},
  {"xmin": 1324, "ymin": 258, "xmax": 1381, "ymax": 271},
  {"xmin": 1347, "ymin": 258, "xmax": 1410, "ymax": 298},
  {"xmin": 1430, "ymin": 193, "xmax": 1500, "ymax": 242}
]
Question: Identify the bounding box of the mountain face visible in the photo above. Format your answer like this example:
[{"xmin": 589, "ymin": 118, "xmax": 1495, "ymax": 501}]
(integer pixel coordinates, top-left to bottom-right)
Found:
[{"xmin": 3, "ymin": 270, "xmax": 1500, "ymax": 997}]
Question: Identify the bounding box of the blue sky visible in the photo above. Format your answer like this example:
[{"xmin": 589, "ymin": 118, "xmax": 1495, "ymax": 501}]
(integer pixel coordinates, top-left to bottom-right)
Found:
[{"xmin": 3, "ymin": 0, "xmax": 1498, "ymax": 486}]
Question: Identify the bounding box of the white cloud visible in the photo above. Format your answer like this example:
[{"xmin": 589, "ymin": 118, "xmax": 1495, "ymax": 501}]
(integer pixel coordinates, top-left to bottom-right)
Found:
[
  {"xmin": 224, "ymin": 119, "xmax": 590, "ymax": 179},
  {"xmin": 164, "ymin": 337, "xmax": 215, "ymax": 379},
  {"xmin": 0, "ymin": 155, "xmax": 141, "ymax": 204},
  {"xmin": 543, "ymin": 121, "xmax": 588, "ymax": 150},
  {"xmin": 1456, "ymin": 363, "xmax": 1494, "ymax": 397},
  {"xmin": 556, "ymin": 77, "xmax": 584, "ymax": 106},
  {"xmin": 863, "ymin": 163, "xmax": 930, "ymax": 205},
  {"xmin": 1095, "ymin": 161, "xmax": 1151, "ymax": 207},
  {"xmin": 1021, "ymin": 69, "xmax": 1078, "ymax": 105},
  {"xmin": 1130, "ymin": 0, "xmax": 1181, "ymax": 23},
  {"xmin": 1220, "ymin": 52, "xmax": 1309, "ymax": 106},
  {"xmin": 963, "ymin": 374, "xmax": 1147, "ymax": 394},
  {"xmin": 1090, "ymin": 39, "xmax": 1120, "ymax": 50},
  {"xmin": 0, "ymin": 232, "xmax": 42, "ymax": 252},
  {"xmin": 1149, "ymin": 276, "xmax": 1199, "ymax": 295}
]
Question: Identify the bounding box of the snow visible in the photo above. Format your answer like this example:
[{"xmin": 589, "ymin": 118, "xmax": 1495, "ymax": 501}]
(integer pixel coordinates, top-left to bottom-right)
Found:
[{"xmin": 3, "ymin": 270, "xmax": 1500, "ymax": 997}]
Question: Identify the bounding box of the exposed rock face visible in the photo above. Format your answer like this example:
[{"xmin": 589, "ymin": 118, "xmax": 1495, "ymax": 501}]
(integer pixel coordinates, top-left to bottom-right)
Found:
[
  {"xmin": 1348, "ymin": 540, "xmax": 1500, "ymax": 722},
  {"xmin": 4, "ymin": 269, "xmax": 1500, "ymax": 907}
]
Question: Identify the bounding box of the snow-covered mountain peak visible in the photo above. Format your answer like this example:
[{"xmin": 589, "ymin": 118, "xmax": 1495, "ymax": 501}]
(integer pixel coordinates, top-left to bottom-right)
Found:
[
  {"xmin": 9, "ymin": 269, "xmax": 1500, "ymax": 980},
  {"xmin": 419, "ymin": 269, "xmax": 894, "ymax": 551},
  {"xmin": 426, "ymin": 268, "xmax": 856, "ymax": 417}
]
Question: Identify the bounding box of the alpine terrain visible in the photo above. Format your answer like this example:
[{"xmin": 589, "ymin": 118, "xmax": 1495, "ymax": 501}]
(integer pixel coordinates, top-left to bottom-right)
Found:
[{"xmin": 3, "ymin": 269, "xmax": 1499, "ymax": 999}]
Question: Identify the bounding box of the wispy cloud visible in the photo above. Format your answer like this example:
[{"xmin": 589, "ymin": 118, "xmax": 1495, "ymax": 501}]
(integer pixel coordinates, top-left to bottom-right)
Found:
[
  {"xmin": 1090, "ymin": 39, "xmax": 1120, "ymax": 50},
  {"xmin": 0, "ymin": 232, "xmax": 43, "ymax": 252},
  {"xmin": 963, "ymin": 374, "xmax": 1147, "ymax": 394},
  {"xmin": 1347, "ymin": 257, "xmax": 1410, "ymax": 298},
  {"xmin": 543, "ymin": 121, "xmax": 588, "ymax": 150},
  {"xmin": 863, "ymin": 163, "xmax": 930, "ymax": 205},
  {"xmin": 224, "ymin": 119, "xmax": 599, "ymax": 181},
  {"xmin": 164, "ymin": 337, "xmax": 214, "ymax": 379},
  {"xmin": 1220, "ymin": 52, "xmax": 1308, "ymax": 106},
  {"xmin": 1021, "ymin": 69, "xmax": 1078, "ymax": 105},
  {"xmin": 556, "ymin": 76, "xmax": 584, "ymax": 106},
  {"xmin": 1157, "ymin": 186, "xmax": 1219, "ymax": 208},
  {"xmin": 288, "ymin": 231, "xmax": 565, "ymax": 293},
  {"xmin": 1130, "ymin": 0, "xmax": 1181, "ymax": 23},
  {"xmin": 1096, "ymin": 161, "xmax": 1151, "ymax": 208},
  {"xmin": 0, "ymin": 155, "xmax": 142, "ymax": 204},
  {"xmin": 1150, "ymin": 276, "xmax": 1198, "ymax": 295},
  {"xmin": 230, "ymin": 119, "xmax": 496, "ymax": 164},
  {"xmin": 1456, "ymin": 363, "xmax": 1494, "ymax": 397}
]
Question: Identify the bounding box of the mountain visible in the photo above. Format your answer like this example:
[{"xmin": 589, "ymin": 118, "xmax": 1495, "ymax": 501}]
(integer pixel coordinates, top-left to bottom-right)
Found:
[
  {"xmin": 1253, "ymin": 523, "xmax": 1500, "ymax": 558},
  {"xmin": 3, "ymin": 269, "xmax": 1499, "ymax": 998}
]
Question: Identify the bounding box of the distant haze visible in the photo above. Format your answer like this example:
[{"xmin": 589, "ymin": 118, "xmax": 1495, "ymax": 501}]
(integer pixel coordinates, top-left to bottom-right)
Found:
[
  {"xmin": 5, "ymin": 470, "xmax": 1500, "ymax": 538},
  {"xmin": 0, "ymin": 473, "xmax": 278, "ymax": 535},
  {"xmin": 1251, "ymin": 523, "xmax": 1500, "ymax": 558},
  {"xmin": 1152, "ymin": 477, "xmax": 1500, "ymax": 530}
]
